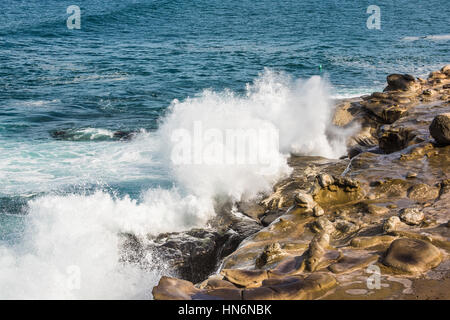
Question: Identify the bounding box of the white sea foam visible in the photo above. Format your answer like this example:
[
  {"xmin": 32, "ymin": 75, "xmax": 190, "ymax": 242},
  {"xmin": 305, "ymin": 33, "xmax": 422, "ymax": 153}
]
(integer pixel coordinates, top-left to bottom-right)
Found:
[{"xmin": 0, "ymin": 70, "xmax": 354, "ymax": 299}]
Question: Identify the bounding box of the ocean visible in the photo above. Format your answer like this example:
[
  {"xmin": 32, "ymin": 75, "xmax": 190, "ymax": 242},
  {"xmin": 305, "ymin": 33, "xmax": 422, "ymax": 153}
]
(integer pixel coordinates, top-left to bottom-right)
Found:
[{"xmin": 0, "ymin": 0, "xmax": 449, "ymax": 298}]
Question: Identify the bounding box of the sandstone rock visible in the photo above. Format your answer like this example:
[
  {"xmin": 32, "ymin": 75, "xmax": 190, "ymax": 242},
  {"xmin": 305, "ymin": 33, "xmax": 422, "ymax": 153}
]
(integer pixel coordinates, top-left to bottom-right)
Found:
[
  {"xmin": 311, "ymin": 217, "xmax": 335, "ymax": 234},
  {"xmin": 332, "ymin": 102, "xmax": 354, "ymax": 127},
  {"xmin": 334, "ymin": 219, "xmax": 359, "ymax": 236},
  {"xmin": 313, "ymin": 205, "xmax": 325, "ymax": 217},
  {"xmin": 399, "ymin": 208, "xmax": 424, "ymax": 225},
  {"xmin": 294, "ymin": 192, "xmax": 316, "ymax": 210},
  {"xmin": 407, "ymin": 183, "xmax": 440, "ymax": 202},
  {"xmin": 429, "ymin": 113, "xmax": 450, "ymax": 145},
  {"xmin": 350, "ymin": 235, "xmax": 397, "ymax": 248},
  {"xmin": 363, "ymin": 103, "xmax": 408, "ymax": 124},
  {"xmin": 197, "ymin": 288, "xmax": 242, "ymax": 300},
  {"xmin": 384, "ymin": 74, "xmax": 418, "ymax": 92},
  {"xmin": 383, "ymin": 216, "xmax": 402, "ymax": 233},
  {"xmin": 423, "ymin": 89, "xmax": 437, "ymax": 96},
  {"xmin": 221, "ymin": 269, "xmax": 268, "ymax": 288},
  {"xmin": 199, "ymin": 278, "xmax": 237, "ymax": 290},
  {"xmin": 383, "ymin": 238, "xmax": 442, "ymax": 274},
  {"xmin": 365, "ymin": 203, "xmax": 390, "ymax": 215},
  {"xmin": 152, "ymin": 276, "xmax": 200, "ymax": 300},
  {"xmin": 317, "ymin": 173, "xmax": 334, "ymax": 188},
  {"xmin": 313, "ymin": 176, "xmax": 365, "ymax": 207},
  {"xmin": 149, "ymin": 224, "xmax": 261, "ymax": 283},
  {"xmin": 328, "ymin": 253, "xmax": 378, "ymax": 274},
  {"xmin": 428, "ymin": 71, "xmax": 447, "ymax": 80},
  {"xmin": 441, "ymin": 65, "xmax": 450, "ymax": 75},
  {"xmin": 406, "ymin": 172, "xmax": 417, "ymax": 179},
  {"xmin": 348, "ymin": 145, "xmax": 364, "ymax": 159},
  {"xmin": 304, "ymin": 232, "xmax": 330, "ymax": 272},
  {"xmin": 256, "ymin": 243, "xmax": 288, "ymax": 268},
  {"xmin": 243, "ymin": 273, "xmax": 336, "ymax": 300},
  {"xmin": 378, "ymin": 127, "xmax": 417, "ymax": 153}
]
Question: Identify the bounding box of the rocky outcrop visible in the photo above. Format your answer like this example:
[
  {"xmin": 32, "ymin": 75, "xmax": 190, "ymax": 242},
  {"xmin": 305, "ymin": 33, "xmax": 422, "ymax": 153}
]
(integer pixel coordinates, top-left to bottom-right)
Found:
[
  {"xmin": 151, "ymin": 66, "xmax": 450, "ymax": 300},
  {"xmin": 384, "ymin": 74, "xmax": 419, "ymax": 92}
]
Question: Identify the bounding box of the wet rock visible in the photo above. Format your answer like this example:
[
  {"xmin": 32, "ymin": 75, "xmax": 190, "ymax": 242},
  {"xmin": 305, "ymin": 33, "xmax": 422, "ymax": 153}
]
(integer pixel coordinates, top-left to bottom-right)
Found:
[
  {"xmin": 313, "ymin": 205, "xmax": 324, "ymax": 217},
  {"xmin": 429, "ymin": 113, "xmax": 450, "ymax": 145},
  {"xmin": 237, "ymin": 201, "xmax": 266, "ymax": 221},
  {"xmin": 428, "ymin": 71, "xmax": 447, "ymax": 80},
  {"xmin": 442, "ymin": 65, "xmax": 450, "ymax": 76},
  {"xmin": 329, "ymin": 253, "xmax": 378, "ymax": 274},
  {"xmin": 304, "ymin": 232, "xmax": 330, "ymax": 272},
  {"xmin": 383, "ymin": 216, "xmax": 403, "ymax": 233},
  {"xmin": 332, "ymin": 102, "xmax": 355, "ymax": 127},
  {"xmin": 113, "ymin": 130, "xmax": 135, "ymax": 141},
  {"xmin": 316, "ymin": 174, "xmax": 334, "ymax": 188},
  {"xmin": 406, "ymin": 172, "xmax": 417, "ymax": 179},
  {"xmin": 255, "ymin": 243, "xmax": 288, "ymax": 268},
  {"xmin": 221, "ymin": 269, "xmax": 269, "ymax": 288},
  {"xmin": 350, "ymin": 235, "xmax": 397, "ymax": 248},
  {"xmin": 384, "ymin": 74, "xmax": 419, "ymax": 92},
  {"xmin": 365, "ymin": 203, "xmax": 390, "ymax": 215},
  {"xmin": 363, "ymin": 103, "xmax": 409, "ymax": 124},
  {"xmin": 399, "ymin": 142, "xmax": 434, "ymax": 161},
  {"xmin": 313, "ymin": 176, "xmax": 365, "ymax": 207},
  {"xmin": 199, "ymin": 278, "xmax": 237, "ymax": 290},
  {"xmin": 242, "ymin": 273, "xmax": 336, "ymax": 300},
  {"xmin": 260, "ymin": 211, "xmax": 283, "ymax": 226},
  {"xmin": 371, "ymin": 178, "xmax": 411, "ymax": 198},
  {"xmin": 149, "ymin": 222, "xmax": 261, "ymax": 283},
  {"xmin": 399, "ymin": 208, "xmax": 424, "ymax": 225},
  {"xmin": 152, "ymin": 276, "xmax": 200, "ymax": 300},
  {"xmin": 383, "ymin": 239, "xmax": 442, "ymax": 274},
  {"xmin": 378, "ymin": 127, "xmax": 417, "ymax": 153},
  {"xmin": 407, "ymin": 183, "xmax": 440, "ymax": 202},
  {"xmin": 311, "ymin": 217, "xmax": 335, "ymax": 234},
  {"xmin": 294, "ymin": 192, "xmax": 316, "ymax": 210},
  {"xmin": 348, "ymin": 145, "xmax": 364, "ymax": 159},
  {"xmin": 334, "ymin": 219, "xmax": 359, "ymax": 236}
]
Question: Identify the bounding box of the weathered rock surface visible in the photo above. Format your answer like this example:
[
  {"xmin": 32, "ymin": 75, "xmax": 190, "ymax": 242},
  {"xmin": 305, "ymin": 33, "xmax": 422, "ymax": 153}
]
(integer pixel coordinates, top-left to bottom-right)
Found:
[
  {"xmin": 429, "ymin": 113, "xmax": 450, "ymax": 145},
  {"xmin": 399, "ymin": 208, "xmax": 425, "ymax": 225},
  {"xmin": 383, "ymin": 239, "xmax": 442, "ymax": 274},
  {"xmin": 384, "ymin": 74, "xmax": 419, "ymax": 92}
]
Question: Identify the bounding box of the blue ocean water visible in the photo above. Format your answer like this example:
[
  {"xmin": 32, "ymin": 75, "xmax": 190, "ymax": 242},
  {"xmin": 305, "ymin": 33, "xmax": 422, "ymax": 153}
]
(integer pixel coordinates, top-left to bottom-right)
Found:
[{"xmin": 0, "ymin": 0, "xmax": 449, "ymax": 298}]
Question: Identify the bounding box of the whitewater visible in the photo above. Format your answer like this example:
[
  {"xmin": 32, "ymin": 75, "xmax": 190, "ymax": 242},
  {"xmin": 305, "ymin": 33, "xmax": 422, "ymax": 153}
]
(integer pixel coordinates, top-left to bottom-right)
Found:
[{"xmin": 0, "ymin": 70, "xmax": 354, "ymax": 299}]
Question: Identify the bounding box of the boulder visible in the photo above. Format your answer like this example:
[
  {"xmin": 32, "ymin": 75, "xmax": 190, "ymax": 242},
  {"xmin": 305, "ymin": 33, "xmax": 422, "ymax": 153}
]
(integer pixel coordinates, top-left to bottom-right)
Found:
[
  {"xmin": 428, "ymin": 71, "xmax": 447, "ymax": 80},
  {"xmin": 407, "ymin": 183, "xmax": 440, "ymax": 202},
  {"xmin": 383, "ymin": 216, "xmax": 402, "ymax": 233},
  {"xmin": 384, "ymin": 74, "xmax": 419, "ymax": 92},
  {"xmin": 152, "ymin": 276, "xmax": 200, "ymax": 300},
  {"xmin": 429, "ymin": 113, "xmax": 450, "ymax": 145},
  {"xmin": 442, "ymin": 65, "xmax": 450, "ymax": 75},
  {"xmin": 383, "ymin": 238, "xmax": 442, "ymax": 274},
  {"xmin": 294, "ymin": 192, "xmax": 316, "ymax": 210},
  {"xmin": 399, "ymin": 208, "xmax": 424, "ymax": 225},
  {"xmin": 378, "ymin": 127, "xmax": 417, "ymax": 153}
]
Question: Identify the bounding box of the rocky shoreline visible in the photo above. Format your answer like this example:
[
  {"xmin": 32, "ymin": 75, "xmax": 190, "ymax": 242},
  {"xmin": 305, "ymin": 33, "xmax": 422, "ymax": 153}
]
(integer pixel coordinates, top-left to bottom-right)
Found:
[{"xmin": 151, "ymin": 66, "xmax": 450, "ymax": 300}]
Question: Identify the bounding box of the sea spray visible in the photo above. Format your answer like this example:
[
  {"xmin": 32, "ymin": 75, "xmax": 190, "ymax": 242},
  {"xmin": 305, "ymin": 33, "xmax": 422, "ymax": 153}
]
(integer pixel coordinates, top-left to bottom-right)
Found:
[{"xmin": 0, "ymin": 70, "xmax": 354, "ymax": 298}]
